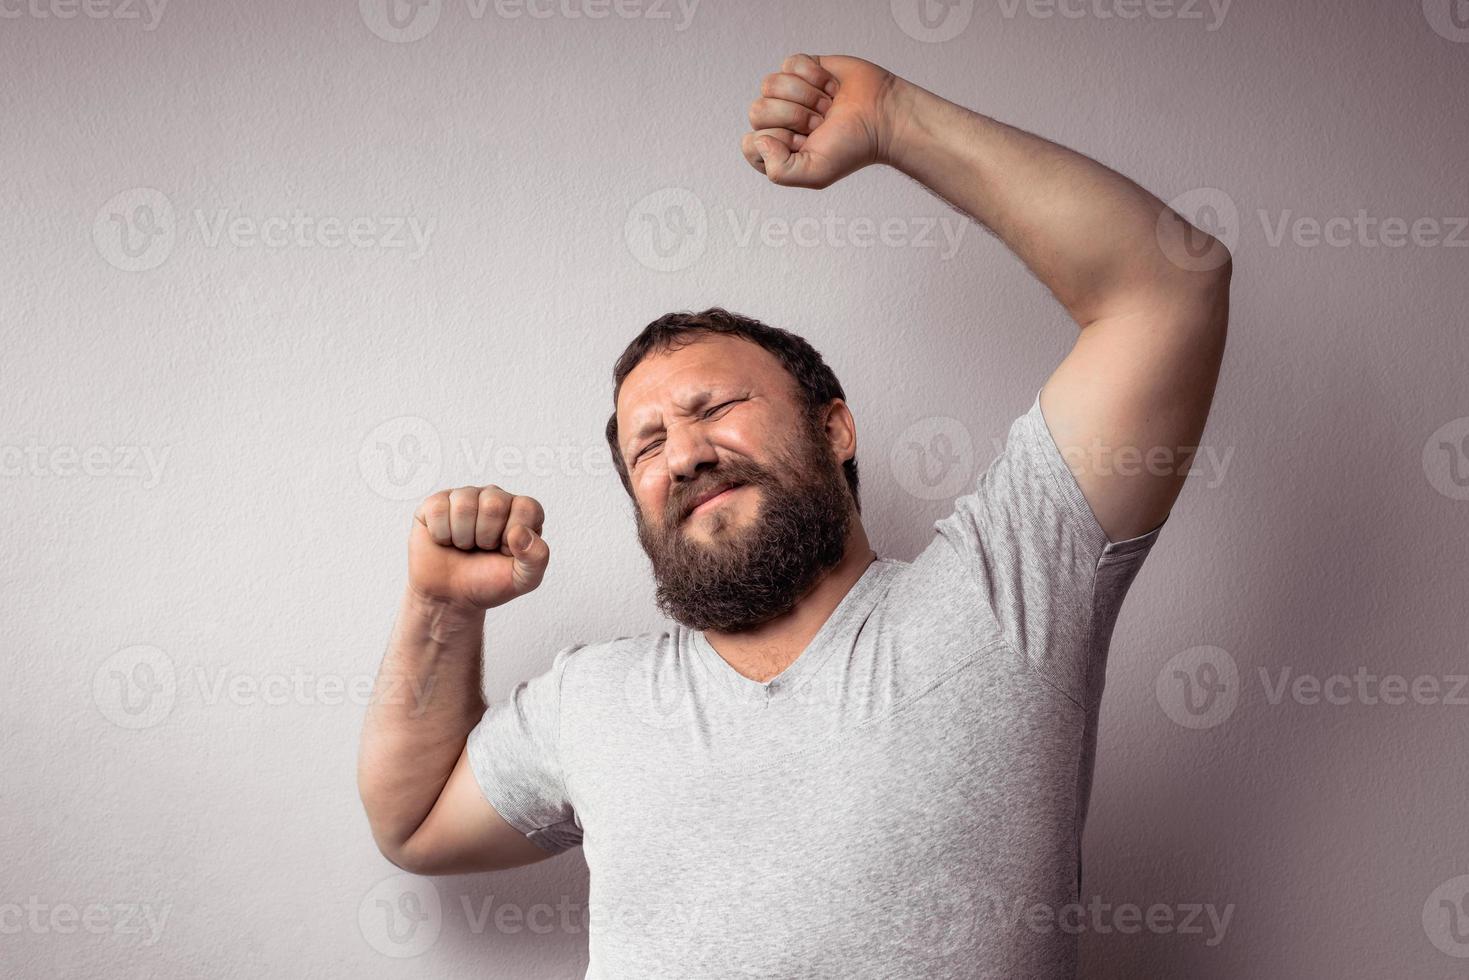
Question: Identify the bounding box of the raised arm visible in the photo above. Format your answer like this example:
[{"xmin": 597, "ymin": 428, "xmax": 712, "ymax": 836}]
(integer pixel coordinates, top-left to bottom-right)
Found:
[
  {"xmin": 357, "ymin": 485, "xmax": 555, "ymax": 875},
  {"xmin": 743, "ymin": 54, "xmax": 1231, "ymax": 542}
]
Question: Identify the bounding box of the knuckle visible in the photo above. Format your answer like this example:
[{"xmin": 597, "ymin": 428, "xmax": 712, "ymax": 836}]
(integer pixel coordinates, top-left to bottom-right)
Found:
[{"xmin": 478, "ymin": 488, "xmax": 511, "ymax": 514}]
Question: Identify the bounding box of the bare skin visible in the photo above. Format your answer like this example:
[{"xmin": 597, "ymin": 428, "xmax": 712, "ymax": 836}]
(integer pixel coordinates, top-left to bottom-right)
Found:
[{"xmin": 357, "ymin": 51, "xmax": 1230, "ymax": 876}]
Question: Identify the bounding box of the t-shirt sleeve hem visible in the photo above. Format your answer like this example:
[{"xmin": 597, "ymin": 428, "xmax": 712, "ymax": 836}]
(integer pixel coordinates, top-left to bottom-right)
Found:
[
  {"xmin": 465, "ymin": 715, "xmax": 580, "ymax": 855},
  {"xmin": 1028, "ymin": 387, "xmax": 1169, "ymax": 556}
]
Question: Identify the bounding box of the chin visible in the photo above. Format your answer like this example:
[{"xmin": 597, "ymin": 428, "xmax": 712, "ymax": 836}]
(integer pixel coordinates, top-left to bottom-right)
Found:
[{"xmin": 682, "ymin": 510, "xmax": 748, "ymax": 541}]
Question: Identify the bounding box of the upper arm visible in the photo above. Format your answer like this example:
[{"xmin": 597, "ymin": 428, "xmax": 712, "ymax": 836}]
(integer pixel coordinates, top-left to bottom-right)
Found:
[
  {"xmin": 1039, "ymin": 261, "xmax": 1232, "ymax": 543},
  {"xmin": 393, "ymin": 744, "xmax": 560, "ymax": 875},
  {"xmin": 392, "ymin": 643, "xmax": 587, "ymax": 875}
]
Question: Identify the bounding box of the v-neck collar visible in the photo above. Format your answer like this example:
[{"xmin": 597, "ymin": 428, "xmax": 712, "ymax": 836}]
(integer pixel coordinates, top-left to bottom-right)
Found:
[{"xmin": 687, "ymin": 557, "xmax": 899, "ymax": 704}]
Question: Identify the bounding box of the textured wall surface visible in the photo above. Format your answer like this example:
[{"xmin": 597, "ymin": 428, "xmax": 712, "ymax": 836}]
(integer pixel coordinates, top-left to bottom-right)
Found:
[{"xmin": 3, "ymin": 1, "xmax": 1467, "ymax": 977}]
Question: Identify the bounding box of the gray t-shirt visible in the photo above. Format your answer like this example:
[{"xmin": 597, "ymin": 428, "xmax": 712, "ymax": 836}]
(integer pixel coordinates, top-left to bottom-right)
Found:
[{"xmin": 466, "ymin": 390, "xmax": 1164, "ymax": 979}]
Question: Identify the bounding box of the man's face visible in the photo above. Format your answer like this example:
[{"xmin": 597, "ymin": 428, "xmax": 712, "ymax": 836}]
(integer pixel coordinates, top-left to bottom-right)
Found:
[{"xmin": 615, "ymin": 333, "xmax": 854, "ymax": 632}]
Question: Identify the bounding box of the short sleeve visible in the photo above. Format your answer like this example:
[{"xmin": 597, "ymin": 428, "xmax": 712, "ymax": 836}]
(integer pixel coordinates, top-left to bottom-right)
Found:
[
  {"xmin": 465, "ymin": 643, "xmax": 585, "ymax": 854},
  {"xmin": 932, "ymin": 389, "xmax": 1166, "ymax": 707}
]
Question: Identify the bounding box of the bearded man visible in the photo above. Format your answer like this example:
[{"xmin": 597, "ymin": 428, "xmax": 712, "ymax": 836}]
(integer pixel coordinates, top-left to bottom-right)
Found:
[{"xmin": 358, "ymin": 52, "xmax": 1231, "ymax": 979}]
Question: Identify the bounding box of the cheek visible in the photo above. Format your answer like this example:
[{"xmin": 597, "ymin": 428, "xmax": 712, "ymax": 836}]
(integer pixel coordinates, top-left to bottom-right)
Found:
[{"xmin": 633, "ymin": 474, "xmax": 668, "ymax": 518}]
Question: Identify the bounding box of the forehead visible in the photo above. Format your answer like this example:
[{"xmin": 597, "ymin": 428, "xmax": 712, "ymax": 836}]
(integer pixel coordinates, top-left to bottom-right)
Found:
[{"xmin": 615, "ymin": 333, "xmax": 796, "ymax": 427}]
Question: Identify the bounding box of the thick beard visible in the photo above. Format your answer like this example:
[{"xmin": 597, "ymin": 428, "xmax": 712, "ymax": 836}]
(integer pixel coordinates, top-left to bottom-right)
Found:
[{"xmin": 634, "ymin": 418, "xmax": 852, "ymax": 633}]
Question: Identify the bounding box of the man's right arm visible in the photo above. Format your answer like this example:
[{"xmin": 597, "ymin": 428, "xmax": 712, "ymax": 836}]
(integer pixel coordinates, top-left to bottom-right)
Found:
[{"xmin": 356, "ymin": 485, "xmax": 555, "ymax": 875}]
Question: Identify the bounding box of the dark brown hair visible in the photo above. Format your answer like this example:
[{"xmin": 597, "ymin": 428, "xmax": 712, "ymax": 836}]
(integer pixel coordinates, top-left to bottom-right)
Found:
[{"xmin": 604, "ymin": 307, "xmax": 860, "ymax": 512}]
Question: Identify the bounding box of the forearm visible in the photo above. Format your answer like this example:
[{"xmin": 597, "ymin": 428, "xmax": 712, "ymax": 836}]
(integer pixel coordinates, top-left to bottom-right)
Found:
[
  {"xmin": 357, "ymin": 587, "xmax": 488, "ymax": 858},
  {"xmin": 881, "ymin": 77, "xmax": 1226, "ymax": 326}
]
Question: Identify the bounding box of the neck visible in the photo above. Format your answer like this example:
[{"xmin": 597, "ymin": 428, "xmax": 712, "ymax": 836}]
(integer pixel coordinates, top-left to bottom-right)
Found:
[{"xmin": 701, "ymin": 514, "xmax": 876, "ymax": 683}]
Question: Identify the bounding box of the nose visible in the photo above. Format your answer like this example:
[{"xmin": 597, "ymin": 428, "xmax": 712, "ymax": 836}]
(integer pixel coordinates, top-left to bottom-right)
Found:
[{"xmin": 663, "ymin": 420, "xmax": 720, "ymax": 485}]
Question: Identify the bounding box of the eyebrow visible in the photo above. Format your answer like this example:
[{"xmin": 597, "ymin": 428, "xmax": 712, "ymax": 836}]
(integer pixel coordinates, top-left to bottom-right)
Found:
[{"xmin": 624, "ymin": 389, "xmax": 720, "ymax": 456}]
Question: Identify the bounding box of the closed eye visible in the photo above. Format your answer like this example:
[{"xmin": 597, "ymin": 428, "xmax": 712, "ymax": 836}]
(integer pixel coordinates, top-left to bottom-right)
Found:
[{"xmin": 632, "ymin": 399, "xmax": 744, "ymax": 465}]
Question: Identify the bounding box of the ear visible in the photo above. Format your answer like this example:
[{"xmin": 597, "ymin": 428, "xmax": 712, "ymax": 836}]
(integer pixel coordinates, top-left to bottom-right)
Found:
[{"xmin": 818, "ymin": 399, "xmax": 857, "ymax": 464}]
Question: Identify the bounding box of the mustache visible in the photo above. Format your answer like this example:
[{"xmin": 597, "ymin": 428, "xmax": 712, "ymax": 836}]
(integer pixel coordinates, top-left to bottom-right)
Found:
[{"xmin": 667, "ymin": 462, "xmax": 772, "ymax": 523}]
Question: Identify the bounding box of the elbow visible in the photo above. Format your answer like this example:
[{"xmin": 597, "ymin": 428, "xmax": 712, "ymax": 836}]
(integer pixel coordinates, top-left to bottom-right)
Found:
[{"xmin": 370, "ymin": 830, "xmax": 421, "ymax": 875}]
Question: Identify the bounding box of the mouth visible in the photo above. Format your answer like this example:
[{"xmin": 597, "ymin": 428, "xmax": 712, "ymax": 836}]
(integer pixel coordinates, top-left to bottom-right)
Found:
[{"xmin": 683, "ymin": 481, "xmax": 745, "ymax": 521}]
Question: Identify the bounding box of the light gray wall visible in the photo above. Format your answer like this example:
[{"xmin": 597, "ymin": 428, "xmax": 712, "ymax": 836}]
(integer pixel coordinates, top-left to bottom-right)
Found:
[{"xmin": 3, "ymin": 1, "xmax": 1466, "ymax": 977}]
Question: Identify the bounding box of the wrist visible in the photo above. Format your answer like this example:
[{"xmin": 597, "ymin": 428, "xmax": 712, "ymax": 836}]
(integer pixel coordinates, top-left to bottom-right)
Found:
[
  {"xmin": 876, "ymin": 76, "xmax": 963, "ymax": 178},
  {"xmin": 403, "ymin": 585, "xmax": 486, "ymax": 627}
]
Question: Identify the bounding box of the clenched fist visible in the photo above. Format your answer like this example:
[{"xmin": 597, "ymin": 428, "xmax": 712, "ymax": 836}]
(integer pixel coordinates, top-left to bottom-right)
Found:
[
  {"xmin": 408, "ymin": 485, "xmax": 549, "ymax": 610},
  {"xmin": 741, "ymin": 53, "xmax": 902, "ymax": 190}
]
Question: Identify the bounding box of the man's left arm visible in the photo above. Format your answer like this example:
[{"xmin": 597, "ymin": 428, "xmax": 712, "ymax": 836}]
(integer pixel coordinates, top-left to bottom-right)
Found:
[{"xmin": 743, "ymin": 54, "xmax": 1232, "ymax": 542}]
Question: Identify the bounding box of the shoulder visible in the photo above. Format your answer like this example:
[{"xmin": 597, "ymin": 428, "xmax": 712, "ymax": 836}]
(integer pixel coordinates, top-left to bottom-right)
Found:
[{"xmin": 556, "ymin": 628, "xmax": 680, "ymax": 690}]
